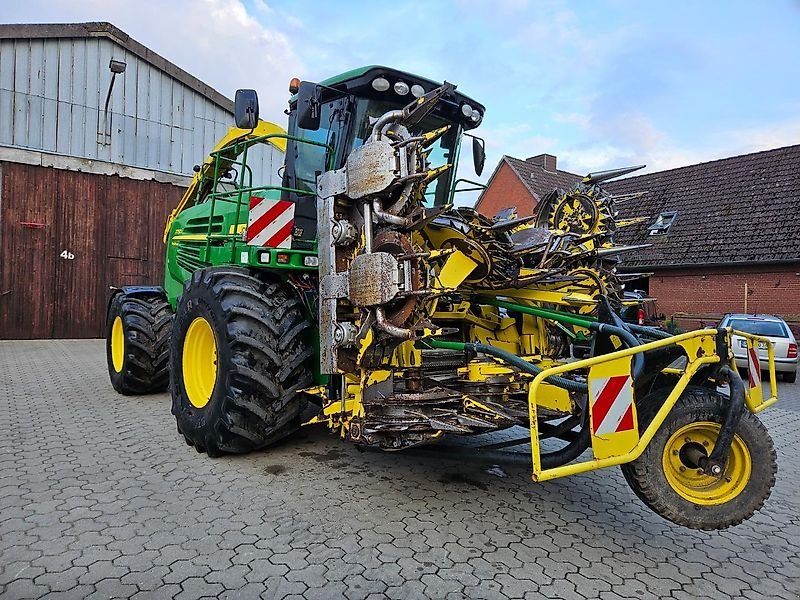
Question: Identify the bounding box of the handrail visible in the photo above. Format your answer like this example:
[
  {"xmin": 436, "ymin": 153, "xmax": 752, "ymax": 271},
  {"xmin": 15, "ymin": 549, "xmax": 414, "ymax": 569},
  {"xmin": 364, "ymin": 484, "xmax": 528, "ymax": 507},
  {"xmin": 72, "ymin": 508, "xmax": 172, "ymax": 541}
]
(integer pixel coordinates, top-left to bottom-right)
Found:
[
  {"xmin": 166, "ymin": 129, "xmax": 335, "ymax": 245},
  {"xmin": 199, "ymin": 133, "xmax": 335, "ymax": 261},
  {"xmin": 164, "ymin": 122, "xmax": 287, "ymax": 242},
  {"xmin": 206, "ymin": 184, "xmax": 315, "ymax": 203}
]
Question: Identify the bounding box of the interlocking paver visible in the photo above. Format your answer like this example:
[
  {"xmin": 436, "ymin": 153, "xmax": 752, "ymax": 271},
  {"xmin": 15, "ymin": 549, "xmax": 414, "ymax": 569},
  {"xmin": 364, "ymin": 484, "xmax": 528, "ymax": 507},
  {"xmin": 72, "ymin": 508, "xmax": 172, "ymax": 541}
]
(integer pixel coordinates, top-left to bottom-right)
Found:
[{"xmin": 1, "ymin": 339, "xmax": 799, "ymax": 599}]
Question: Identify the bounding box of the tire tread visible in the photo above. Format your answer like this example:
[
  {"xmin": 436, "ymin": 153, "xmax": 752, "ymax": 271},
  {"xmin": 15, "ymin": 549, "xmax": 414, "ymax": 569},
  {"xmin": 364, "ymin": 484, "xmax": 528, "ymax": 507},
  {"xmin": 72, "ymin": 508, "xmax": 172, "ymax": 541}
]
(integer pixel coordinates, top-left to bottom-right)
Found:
[
  {"xmin": 621, "ymin": 386, "xmax": 777, "ymax": 530},
  {"xmin": 171, "ymin": 267, "xmax": 312, "ymax": 456},
  {"xmin": 107, "ymin": 293, "xmax": 173, "ymax": 395}
]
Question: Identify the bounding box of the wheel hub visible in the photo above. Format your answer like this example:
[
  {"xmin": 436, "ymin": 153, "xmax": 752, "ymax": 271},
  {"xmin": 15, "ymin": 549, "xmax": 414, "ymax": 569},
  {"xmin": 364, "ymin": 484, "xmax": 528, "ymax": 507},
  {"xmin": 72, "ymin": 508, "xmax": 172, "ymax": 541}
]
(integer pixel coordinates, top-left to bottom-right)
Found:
[
  {"xmin": 662, "ymin": 422, "xmax": 751, "ymax": 506},
  {"xmin": 111, "ymin": 316, "xmax": 124, "ymax": 373},
  {"xmin": 182, "ymin": 317, "xmax": 218, "ymax": 409}
]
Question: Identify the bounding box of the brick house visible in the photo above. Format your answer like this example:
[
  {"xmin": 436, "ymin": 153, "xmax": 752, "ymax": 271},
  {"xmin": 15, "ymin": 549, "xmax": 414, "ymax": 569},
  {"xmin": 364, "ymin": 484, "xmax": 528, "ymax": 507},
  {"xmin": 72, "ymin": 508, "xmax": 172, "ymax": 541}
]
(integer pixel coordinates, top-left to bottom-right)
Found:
[
  {"xmin": 475, "ymin": 145, "xmax": 800, "ymax": 332},
  {"xmin": 476, "ymin": 154, "xmax": 580, "ymax": 218}
]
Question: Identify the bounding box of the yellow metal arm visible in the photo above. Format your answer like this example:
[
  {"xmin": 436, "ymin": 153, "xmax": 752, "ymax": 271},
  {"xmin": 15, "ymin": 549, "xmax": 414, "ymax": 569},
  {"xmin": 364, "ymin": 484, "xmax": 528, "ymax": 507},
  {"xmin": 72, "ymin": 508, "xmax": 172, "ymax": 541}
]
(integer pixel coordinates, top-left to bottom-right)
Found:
[
  {"xmin": 162, "ymin": 120, "xmax": 287, "ymax": 242},
  {"xmin": 527, "ymin": 327, "xmax": 778, "ymax": 482}
]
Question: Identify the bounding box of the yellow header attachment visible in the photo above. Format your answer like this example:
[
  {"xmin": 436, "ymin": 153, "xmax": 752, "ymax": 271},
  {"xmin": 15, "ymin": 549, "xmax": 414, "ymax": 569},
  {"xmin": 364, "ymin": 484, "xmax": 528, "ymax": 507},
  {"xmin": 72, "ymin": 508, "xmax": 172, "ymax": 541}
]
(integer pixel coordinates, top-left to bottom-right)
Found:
[{"xmin": 162, "ymin": 120, "xmax": 288, "ymax": 242}]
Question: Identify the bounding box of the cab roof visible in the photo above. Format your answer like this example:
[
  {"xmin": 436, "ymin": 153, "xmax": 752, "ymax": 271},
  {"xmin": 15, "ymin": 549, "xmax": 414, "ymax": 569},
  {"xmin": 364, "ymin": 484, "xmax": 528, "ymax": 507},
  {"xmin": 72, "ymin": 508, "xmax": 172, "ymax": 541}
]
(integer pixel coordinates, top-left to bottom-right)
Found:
[{"xmin": 318, "ymin": 65, "xmax": 485, "ymax": 131}]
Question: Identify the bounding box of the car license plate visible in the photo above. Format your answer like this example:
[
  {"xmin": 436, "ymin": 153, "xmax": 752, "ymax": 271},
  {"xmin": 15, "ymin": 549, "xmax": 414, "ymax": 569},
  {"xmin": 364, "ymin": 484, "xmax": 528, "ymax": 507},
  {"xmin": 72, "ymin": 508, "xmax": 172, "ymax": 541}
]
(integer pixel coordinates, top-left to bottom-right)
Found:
[{"xmin": 739, "ymin": 340, "xmax": 767, "ymax": 350}]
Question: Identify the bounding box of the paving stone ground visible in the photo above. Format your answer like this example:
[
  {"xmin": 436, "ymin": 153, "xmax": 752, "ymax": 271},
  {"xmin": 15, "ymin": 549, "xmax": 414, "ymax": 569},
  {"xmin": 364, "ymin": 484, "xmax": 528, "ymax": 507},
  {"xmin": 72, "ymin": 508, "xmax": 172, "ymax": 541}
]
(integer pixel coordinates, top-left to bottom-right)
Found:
[{"xmin": 1, "ymin": 339, "xmax": 799, "ymax": 600}]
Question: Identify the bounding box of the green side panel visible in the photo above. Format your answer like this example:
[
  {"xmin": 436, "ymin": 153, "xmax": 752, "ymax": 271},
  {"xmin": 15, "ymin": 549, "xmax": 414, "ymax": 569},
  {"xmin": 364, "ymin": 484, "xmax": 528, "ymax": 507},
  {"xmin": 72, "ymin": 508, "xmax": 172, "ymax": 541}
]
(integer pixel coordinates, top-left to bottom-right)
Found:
[
  {"xmin": 163, "ymin": 197, "xmax": 318, "ymax": 309},
  {"xmin": 163, "ymin": 199, "xmax": 324, "ymax": 385},
  {"xmin": 164, "ymin": 201, "xmax": 236, "ymax": 308}
]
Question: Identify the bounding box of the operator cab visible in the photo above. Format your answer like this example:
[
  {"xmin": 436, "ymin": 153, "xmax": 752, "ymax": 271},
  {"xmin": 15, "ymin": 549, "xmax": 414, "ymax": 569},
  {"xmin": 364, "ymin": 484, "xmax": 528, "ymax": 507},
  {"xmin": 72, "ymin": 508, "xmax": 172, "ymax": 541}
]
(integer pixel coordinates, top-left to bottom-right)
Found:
[{"xmin": 278, "ymin": 66, "xmax": 486, "ymax": 248}]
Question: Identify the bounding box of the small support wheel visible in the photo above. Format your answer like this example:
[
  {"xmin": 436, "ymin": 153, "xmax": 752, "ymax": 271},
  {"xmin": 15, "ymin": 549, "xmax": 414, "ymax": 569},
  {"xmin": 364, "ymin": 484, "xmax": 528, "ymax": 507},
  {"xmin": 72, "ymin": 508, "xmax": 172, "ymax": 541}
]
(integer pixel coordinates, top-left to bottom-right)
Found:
[{"xmin": 621, "ymin": 386, "xmax": 776, "ymax": 530}]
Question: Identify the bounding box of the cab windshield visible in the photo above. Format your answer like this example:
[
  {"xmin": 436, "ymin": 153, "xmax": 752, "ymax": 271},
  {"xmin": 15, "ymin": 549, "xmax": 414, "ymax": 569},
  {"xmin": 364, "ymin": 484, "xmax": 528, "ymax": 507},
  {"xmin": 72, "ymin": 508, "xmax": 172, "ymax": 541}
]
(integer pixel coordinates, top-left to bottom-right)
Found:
[
  {"xmin": 282, "ymin": 93, "xmax": 462, "ymax": 242},
  {"xmin": 348, "ymin": 98, "xmax": 460, "ymax": 207}
]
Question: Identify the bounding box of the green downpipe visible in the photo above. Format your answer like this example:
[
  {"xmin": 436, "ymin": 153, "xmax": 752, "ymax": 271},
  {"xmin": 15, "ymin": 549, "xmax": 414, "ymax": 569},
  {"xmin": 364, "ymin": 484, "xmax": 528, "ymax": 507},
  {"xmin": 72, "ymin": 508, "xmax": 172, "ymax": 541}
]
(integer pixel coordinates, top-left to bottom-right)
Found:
[
  {"xmin": 481, "ymin": 297, "xmax": 596, "ymax": 328},
  {"xmin": 483, "ymin": 297, "xmax": 647, "ymax": 380}
]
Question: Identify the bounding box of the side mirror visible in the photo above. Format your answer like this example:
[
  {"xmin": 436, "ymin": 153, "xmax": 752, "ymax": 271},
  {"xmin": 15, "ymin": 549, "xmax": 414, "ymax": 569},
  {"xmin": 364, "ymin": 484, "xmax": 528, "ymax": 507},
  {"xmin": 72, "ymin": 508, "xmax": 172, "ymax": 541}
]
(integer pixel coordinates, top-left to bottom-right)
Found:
[
  {"xmin": 234, "ymin": 89, "xmax": 259, "ymax": 129},
  {"xmin": 297, "ymin": 81, "xmax": 322, "ymax": 130},
  {"xmin": 472, "ymin": 136, "xmax": 486, "ymax": 176}
]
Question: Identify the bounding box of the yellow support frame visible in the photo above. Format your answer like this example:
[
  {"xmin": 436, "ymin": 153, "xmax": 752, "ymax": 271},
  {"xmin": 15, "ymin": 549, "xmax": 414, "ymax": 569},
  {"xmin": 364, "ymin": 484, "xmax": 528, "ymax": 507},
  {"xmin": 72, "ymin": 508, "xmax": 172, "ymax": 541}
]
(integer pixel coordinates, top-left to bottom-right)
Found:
[
  {"xmin": 527, "ymin": 328, "xmax": 778, "ymax": 482},
  {"xmin": 731, "ymin": 330, "xmax": 779, "ymax": 413}
]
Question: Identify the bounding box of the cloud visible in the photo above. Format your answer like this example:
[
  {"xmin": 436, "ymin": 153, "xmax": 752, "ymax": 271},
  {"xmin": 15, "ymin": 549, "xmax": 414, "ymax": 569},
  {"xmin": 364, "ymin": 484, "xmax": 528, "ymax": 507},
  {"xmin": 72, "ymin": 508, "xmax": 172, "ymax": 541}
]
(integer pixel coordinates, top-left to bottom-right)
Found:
[
  {"xmin": 552, "ymin": 112, "xmax": 591, "ymax": 129},
  {"xmin": 0, "ymin": 0, "xmax": 303, "ymax": 119},
  {"xmin": 1, "ymin": 0, "xmax": 797, "ymax": 187},
  {"xmin": 730, "ymin": 119, "xmax": 800, "ymax": 154},
  {"xmin": 556, "ymin": 115, "xmax": 800, "ymax": 176}
]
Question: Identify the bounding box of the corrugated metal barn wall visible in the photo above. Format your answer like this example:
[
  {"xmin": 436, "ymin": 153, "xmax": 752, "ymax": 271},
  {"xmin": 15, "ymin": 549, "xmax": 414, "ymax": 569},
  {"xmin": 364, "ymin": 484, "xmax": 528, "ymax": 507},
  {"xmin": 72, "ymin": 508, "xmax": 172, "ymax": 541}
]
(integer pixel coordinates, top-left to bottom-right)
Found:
[
  {"xmin": 0, "ymin": 28, "xmax": 288, "ymax": 339},
  {"xmin": 0, "ymin": 35, "xmax": 234, "ymax": 176},
  {"xmin": 0, "ymin": 162, "xmax": 184, "ymax": 339}
]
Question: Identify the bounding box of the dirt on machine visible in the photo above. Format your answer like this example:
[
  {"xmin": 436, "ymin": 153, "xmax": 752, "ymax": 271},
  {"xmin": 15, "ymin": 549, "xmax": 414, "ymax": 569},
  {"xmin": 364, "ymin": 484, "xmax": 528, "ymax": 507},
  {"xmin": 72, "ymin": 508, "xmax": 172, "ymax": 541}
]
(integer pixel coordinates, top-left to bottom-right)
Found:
[{"xmin": 105, "ymin": 66, "xmax": 779, "ymax": 531}]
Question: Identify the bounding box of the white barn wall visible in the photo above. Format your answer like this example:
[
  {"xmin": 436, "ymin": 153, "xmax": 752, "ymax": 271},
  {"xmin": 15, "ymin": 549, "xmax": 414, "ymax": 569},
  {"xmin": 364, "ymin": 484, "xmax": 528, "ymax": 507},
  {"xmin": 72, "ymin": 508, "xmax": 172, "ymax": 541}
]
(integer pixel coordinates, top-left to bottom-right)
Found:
[{"xmin": 0, "ymin": 35, "xmax": 282, "ymax": 184}]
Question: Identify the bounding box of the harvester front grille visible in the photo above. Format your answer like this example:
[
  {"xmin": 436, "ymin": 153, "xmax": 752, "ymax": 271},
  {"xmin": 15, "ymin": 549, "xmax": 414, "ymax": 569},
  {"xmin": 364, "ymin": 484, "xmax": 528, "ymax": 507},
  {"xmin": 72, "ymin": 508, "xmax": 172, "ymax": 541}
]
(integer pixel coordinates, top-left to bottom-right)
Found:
[
  {"xmin": 183, "ymin": 215, "xmax": 225, "ymax": 235},
  {"xmin": 175, "ymin": 243, "xmax": 210, "ymax": 273}
]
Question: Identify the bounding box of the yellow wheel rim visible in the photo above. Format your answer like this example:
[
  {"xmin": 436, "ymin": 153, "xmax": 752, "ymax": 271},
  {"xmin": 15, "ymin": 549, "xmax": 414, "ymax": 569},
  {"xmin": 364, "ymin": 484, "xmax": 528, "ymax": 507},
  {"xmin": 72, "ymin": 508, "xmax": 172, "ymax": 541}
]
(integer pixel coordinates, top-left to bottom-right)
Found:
[
  {"xmin": 662, "ymin": 422, "xmax": 752, "ymax": 506},
  {"xmin": 182, "ymin": 317, "xmax": 218, "ymax": 409},
  {"xmin": 111, "ymin": 316, "xmax": 124, "ymax": 373}
]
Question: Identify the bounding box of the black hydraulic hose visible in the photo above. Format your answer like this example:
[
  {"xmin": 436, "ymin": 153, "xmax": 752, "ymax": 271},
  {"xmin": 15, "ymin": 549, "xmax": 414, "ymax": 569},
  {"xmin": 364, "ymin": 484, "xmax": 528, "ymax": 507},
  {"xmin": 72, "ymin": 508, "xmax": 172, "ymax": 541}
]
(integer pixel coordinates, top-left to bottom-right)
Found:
[
  {"xmin": 591, "ymin": 322, "xmax": 645, "ymax": 381},
  {"xmin": 705, "ymin": 364, "xmax": 747, "ymax": 474},
  {"xmin": 540, "ymin": 407, "xmax": 591, "ymax": 469},
  {"xmin": 468, "ymin": 342, "xmax": 588, "ymax": 393},
  {"xmin": 627, "ymin": 323, "xmax": 673, "ymax": 340},
  {"xmin": 538, "ymin": 414, "xmax": 582, "ymax": 441}
]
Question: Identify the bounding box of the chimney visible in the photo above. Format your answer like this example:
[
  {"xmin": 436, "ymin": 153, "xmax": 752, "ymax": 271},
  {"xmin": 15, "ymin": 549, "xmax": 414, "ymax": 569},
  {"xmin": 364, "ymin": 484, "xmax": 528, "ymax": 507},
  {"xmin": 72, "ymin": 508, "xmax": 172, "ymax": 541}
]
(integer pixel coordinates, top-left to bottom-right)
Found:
[{"xmin": 526, "ymin": 153, "xmax": 557, "ymax": 172}]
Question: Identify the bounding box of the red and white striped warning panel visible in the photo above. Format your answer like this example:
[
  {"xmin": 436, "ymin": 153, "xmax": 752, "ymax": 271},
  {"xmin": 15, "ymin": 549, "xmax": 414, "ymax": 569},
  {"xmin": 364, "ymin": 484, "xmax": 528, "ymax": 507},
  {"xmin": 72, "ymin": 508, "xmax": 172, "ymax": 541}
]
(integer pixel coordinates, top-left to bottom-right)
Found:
[
  {"xmin": 590, "ymin": 374, "xmax": 635, "ymax": 436},
  {"xmin": 747, "ymin": 345, "xmax": 761, "ymax": 389},
  {"xmin": 247, "ymin": 195, "xmax": 295, "ymax": 248}
]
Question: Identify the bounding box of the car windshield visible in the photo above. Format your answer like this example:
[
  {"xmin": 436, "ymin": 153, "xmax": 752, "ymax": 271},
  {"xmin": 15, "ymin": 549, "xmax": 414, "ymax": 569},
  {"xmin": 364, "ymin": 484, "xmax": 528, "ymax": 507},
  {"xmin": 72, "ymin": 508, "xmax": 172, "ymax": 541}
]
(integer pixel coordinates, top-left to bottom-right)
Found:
[{"xmin": 729, "ymin": 319, "xmax": 788, "ymax": 338}]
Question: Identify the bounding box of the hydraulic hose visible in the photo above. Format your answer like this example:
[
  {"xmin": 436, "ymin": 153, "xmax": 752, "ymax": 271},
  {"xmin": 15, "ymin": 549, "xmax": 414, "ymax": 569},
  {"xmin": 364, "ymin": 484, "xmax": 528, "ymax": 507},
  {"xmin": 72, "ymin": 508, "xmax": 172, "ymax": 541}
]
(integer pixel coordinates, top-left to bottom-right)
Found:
[
  {"xmin": 593, "ymin": 322, "xmax": 645, "ymax": 380},
  {"xmin": 627, "ymin": 323, "xmax": 672, "ymax": 340},
  {"xmin": 540, "ymin": 411, "xmax": 590, "ymax": 469},
  {"xmin": 482, "ymin": 297, "xmax": 645, "ymax": 382},
  {"xmin": 424, "ymin": 338, "xmax": 592, "ymax": 468},
  {"xmin": 705, "ymin": 364, "xmax": 747, "ymax": 474},
  {"xmin": 425, "ymin": 338, "xmax": 588, "ymax": 393}
]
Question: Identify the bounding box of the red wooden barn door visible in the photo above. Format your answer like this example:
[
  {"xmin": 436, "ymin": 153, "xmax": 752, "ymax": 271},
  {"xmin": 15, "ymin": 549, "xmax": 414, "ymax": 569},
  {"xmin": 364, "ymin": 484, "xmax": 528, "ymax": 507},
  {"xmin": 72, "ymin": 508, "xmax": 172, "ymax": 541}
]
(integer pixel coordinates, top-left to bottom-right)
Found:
[
  {"xmin": 0, "ymin": 163, "xmax": 58, "ymax": 339},
  {"xmin": 51, "ymin": 169, "xmax": 102, "ymax": 338}
]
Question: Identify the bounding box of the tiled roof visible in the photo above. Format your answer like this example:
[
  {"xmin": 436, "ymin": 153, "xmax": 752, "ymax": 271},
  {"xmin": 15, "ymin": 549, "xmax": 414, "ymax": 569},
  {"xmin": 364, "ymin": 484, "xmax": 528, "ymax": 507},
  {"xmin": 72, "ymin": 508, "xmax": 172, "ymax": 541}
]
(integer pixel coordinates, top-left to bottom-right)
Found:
[
  {"xmin": 504, "ymin": 156, "xmax": 582, "ymax": 201},
  {"xmin": 608, "ymin": 144, "xmax": 800, "ymax": 268}
]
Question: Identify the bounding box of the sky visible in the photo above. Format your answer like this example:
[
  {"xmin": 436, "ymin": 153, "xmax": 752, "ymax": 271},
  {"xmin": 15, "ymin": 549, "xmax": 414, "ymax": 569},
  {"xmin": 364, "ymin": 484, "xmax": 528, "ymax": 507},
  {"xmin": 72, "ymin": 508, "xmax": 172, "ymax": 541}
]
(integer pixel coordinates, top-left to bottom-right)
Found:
[{"xmin": 2, "ymin": 0, "xmax": 800, "ymax": 189}]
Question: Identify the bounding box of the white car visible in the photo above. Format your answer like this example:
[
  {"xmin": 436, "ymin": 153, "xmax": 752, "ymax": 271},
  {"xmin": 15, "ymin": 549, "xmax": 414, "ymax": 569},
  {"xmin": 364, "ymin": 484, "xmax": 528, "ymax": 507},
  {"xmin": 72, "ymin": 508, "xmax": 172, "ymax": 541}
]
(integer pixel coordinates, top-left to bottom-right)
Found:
[{"xmin": 720, "ymin": 314, "xmax": 798, "ymax": 383}]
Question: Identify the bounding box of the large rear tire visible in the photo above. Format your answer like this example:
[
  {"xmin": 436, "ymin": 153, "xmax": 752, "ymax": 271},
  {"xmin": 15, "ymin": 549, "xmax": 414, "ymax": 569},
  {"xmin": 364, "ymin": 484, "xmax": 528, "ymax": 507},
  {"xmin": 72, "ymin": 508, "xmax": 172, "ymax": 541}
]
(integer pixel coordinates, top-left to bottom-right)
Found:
[
  {"xmin": 621, "ymin": 386, "xmax": 776, "ymax": 530},
  {"xmin": 106, "ymin": 292, "xmax": 173, "ymax": 395},
  {"xmin": 170, "ymin": 267, "xmax": 312, "ymax": 457}
]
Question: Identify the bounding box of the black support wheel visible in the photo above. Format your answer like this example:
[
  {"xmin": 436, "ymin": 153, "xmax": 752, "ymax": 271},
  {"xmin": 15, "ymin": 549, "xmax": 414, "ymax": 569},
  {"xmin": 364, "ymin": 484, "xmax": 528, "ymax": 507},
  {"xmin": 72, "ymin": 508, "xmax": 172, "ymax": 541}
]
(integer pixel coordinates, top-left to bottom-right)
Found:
[
  {"xmin": 170, "ymin": 267, "xmax": 312, "ymax": 457},
  {"xmin": 621, "ymin": 386, "xmax": 776, "ymax": 530},
  {"xmin": 106, "ymin": 291, "xmax": 173, "ymax": 395}
]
